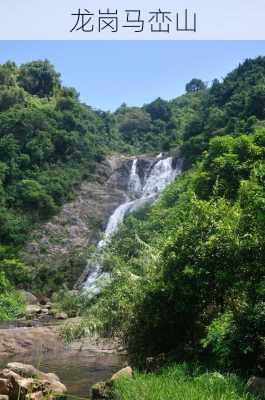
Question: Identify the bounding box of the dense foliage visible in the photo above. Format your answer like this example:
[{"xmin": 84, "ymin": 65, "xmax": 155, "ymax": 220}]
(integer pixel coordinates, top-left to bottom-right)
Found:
[
  {"xmin": 79, "ymin": 57, "xmax": 265, "ymax": 378},
  {"xmin": 0, "ymin": 58, "xmax": 206, "ymax": 306},
  {"xmin": 2, "ymin": 54, "xmax": 265, "ymax": 381},
  {"xmin": 0, "ymin": 59, "xmax": 123, "ymax": 312}
]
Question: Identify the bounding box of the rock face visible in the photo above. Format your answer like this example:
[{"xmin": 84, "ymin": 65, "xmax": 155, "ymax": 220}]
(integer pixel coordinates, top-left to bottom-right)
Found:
[
  {"xmin": 20, "ymin": 153, "xmax": 171, "ymax": 287},
  {"xmin": 20, "ymin": 157, "xmax": 128, "ymax": 286},
  {"xmin": 0, "ymin": 363, "xmax": 67, "ymax": 400},
  {"xmin": 0, "ymin": 326, "xmax": 62, "ymax": 358}
]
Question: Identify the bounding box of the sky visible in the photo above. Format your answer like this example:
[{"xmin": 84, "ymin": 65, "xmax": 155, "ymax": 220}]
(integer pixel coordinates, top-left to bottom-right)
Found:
[{"xmin": 0, "ymin": 41, "xmax": 264, "ymax": 111}]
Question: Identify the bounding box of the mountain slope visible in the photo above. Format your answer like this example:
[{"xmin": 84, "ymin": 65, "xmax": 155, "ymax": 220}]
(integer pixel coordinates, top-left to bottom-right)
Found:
[{"xmin": 80, "ymin": 56, "xmax": 265, "ymax": 376}]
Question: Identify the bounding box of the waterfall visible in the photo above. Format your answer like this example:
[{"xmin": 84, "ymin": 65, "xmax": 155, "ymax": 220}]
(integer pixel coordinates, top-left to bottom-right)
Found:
[
  {"xmin": 83, "ymin": 155, "xmax": 182, "ymax": 292},
  {"xmin": 128, "ymin": 159, "xmax": 142, "ymax": 198}
]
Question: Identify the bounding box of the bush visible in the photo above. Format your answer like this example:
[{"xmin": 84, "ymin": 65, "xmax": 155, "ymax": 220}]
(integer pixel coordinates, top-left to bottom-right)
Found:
[
  {"xmin": 112, "ymin": 364, "xmax": 255, "ymax": 400},
  {"xmin": 0, "ymin": 272, "xmax": 25, "ymax": 320},
  {"xmin": 53, "ymin": 290, "xmax": 92, "ymax": 317}
]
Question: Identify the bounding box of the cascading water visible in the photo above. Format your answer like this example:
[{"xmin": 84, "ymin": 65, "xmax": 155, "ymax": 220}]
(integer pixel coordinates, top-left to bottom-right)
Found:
[
  {"xmin": 128, "ymin": 158, "xmax": 142, "ymax": 198},
  {"xmin": 83, "ymin": 155, "xmax": 182, "ymax": 293}
]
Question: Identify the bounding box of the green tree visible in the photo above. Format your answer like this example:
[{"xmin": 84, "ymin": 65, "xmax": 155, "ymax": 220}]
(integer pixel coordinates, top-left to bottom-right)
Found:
[
  {"xmin": 186, "ymin": 79, "xmax": 207, "ymax": 93},
  {"xmin": 18, "ymin": 60, "xmax": 61, "ymax": 97}
]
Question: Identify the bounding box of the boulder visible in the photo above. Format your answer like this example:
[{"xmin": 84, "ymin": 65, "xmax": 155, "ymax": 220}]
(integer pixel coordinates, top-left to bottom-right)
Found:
[
  {"xmin": 45, "ymin": 373, "xmax": 60, "ymax": 383},
  {"xmin": 7, "ymin": 363, "xmax": 39, "ymax": 378},
  {"xmin": 38, "ymin": 296, "xmax": 50, "ymax": 306},
  {"xmin": 41, "ymin": 379, "xmax": 67, "ymax": 395},
  {"xmin": 0, "ymin": 370, "xmax": 21, "ymax": 382},
  {"xmin": 0, "ymin": 364, "xmax": 67, "ymax": 400},
  {"xmin": 247, "ymin": 376, "xmax": 265, "ymax": 397},
  {"xmin": 91, "ymin": 382, "xmax": 110, "ymax": 399},
  {"xmin": 55, "ymin": 312, "xmax": 68, "ymax": 320},
  {"xmin": 25, "ymin": 305, "xmax": 41, "ymax": 317},
  {"xmin": 110, "ymin": 366, "xmax": 132, "ymax": 382},
  {"xmin": 18, "ymin": 291, "xmax": 38, "ymax": 305}
]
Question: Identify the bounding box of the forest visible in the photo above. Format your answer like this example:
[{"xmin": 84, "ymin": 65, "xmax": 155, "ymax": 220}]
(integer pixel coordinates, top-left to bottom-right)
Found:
[{"xmin": 1, "ymin": 56, "xmax": 265, "ymax": 399}]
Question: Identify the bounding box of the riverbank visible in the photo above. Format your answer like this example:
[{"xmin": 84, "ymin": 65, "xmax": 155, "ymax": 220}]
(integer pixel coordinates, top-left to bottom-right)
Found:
[
  {"xmin": 108, "ymin": 364, "xmax": 259, "ymax": 400},
  {"xmin": 0, "ymin": 321, "xmax": 126, "ymax": 398}
]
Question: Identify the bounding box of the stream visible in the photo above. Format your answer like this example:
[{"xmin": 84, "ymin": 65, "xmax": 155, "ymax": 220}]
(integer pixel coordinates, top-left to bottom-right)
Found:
[{"xmin": 0, "ymin": 321, "xmax": 125, "ymax": 398}]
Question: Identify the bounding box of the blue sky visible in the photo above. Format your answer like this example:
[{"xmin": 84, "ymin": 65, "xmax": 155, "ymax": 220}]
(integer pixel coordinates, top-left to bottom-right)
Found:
[{"xmin": 0, "ymin": 41, "xmax": 264, "ymax": 111}]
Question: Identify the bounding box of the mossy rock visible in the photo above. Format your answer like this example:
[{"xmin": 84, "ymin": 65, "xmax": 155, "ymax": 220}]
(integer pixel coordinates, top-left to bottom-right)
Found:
[{"xmin": 91, "ymin": 381, "xmax": 112, "ymax": 399}]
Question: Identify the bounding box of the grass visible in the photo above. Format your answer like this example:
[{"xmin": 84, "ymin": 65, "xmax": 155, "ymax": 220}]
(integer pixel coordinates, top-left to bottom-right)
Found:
[{"xmin": 112, "ymin": 364, "xmax": 259, "ymax": 400}]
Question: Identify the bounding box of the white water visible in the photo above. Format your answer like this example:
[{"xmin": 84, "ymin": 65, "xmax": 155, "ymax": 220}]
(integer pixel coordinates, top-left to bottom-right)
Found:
[
  {"xmin": 128, "ymin": 158, "xmax": 142, "ymax": 198},
  {"xmin": 83, "ymin": 155, "xmax": 181, "ymax": 292}
]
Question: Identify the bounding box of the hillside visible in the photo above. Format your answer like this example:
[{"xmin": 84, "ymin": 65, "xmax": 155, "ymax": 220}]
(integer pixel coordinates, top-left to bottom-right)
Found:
[
  {"xmin": 1, "ymin": 56, "xmax": 265, "ymax": 389},
  {"xmin": 0, "ymin": 59, "xmax": 201, "ymax": 308},
  {"xmin": 70, "ymin": 56, "xmax": 265, "ymax": 382}
]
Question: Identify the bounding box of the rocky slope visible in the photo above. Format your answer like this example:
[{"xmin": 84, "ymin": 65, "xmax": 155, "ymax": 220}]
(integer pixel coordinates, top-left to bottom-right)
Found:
[{"xmin": 20, "ymin": 154, "xmax": 163, "ymax": 289}]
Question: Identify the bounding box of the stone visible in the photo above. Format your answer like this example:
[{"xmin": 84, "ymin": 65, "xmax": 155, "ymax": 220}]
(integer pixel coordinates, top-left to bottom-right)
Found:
[
  {"xmin": 55, "ymin": 312, "xmax": 68, "ymax": 320},
  {"xmin": 247, "ymin": 376, "xmax": 265, "ymax": 396},
  {"xmin": 26, "ymin": 391, "xmax": 43, "ymax": 400},
  {"xmin": 0, "ymin": 364, "xmax": 67, "ymax": 400},
  {"xmin": 0, "ymin": 396, "xmax": 9, "ymax": 400},
  {"xmin": 18, "ymin": 291, "xmax": 38, "ymax": 305},
  {"xmin": 91, "ymin": 382, "xmax": 110, "ymax": 399},
  {"xmin": 42, "ymin": 379, "xmax": 67, "ymax": 395},
  {"xmin": 0, "ymin": 370, "xmax": 21, "ymax": 382},
  {"xmin": 38, "ymin": 296, "xmax": 50, "ymax": 306},
  {"xmin": 7, "ymin": 363, "xmax": 39, "ymax": 379},
  {"xmin": 45, "ymin": 373, "xmax": 60, "ymax": 383},
  {"xmin": 40, "ymin": 309, "xmax": 49, "ymax": 315},
  {"xmin": 25, "ymin": 305, "xmax": 41, "ymax": 316},
  {"xmin": 9, "ymin": 375, "xmax": 35, "ymax": 400},
  {"xmin": 110, "ymin": 366, "xmax": 132, "ymax": 381}
]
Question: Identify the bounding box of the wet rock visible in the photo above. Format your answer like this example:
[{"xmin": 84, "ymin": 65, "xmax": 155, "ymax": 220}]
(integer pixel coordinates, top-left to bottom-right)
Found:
[
  {"xmin": 247, "ymin": 376, "xmax": 265, "ymax": 397},
  {"xmin": 110, "ymin": 366, "xmax": 132, "ymax": 381}
]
